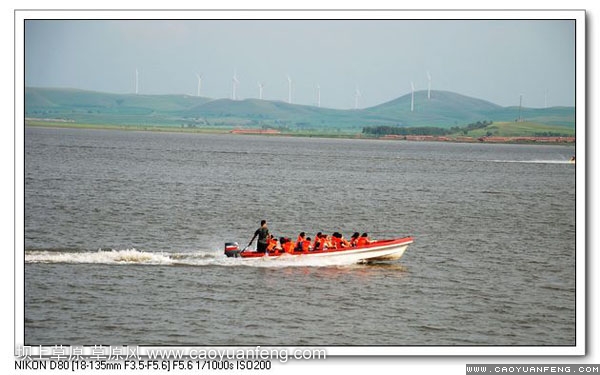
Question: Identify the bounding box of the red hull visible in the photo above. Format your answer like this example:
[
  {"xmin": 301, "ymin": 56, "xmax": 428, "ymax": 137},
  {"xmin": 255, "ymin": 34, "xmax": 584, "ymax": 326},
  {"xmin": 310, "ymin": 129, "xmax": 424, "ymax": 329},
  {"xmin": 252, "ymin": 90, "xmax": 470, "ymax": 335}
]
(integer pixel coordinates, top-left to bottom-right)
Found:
[{"xmin": 239, "ymin": 237, "xmax": 414, "ymax": 258}]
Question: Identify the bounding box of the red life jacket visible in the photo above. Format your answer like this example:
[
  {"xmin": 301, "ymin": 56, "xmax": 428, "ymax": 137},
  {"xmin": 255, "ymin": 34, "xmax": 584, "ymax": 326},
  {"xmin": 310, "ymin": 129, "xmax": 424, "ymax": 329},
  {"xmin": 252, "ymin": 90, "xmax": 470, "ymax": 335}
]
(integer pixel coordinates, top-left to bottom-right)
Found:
[
  {"xmin": 357, "ymin": 237, "xmax": 370, "ymax": 247},
  {"xmin": 295, "ymin": 235, "xmax": 306, "ymax": 251},
  {"xmin": 323, "ymin": 236, "xmax": 333, "ymax": 250},
  {"xmin": 312, "ymin": 237, "xmax": 321, "ymax": 250},
  {"xmin": 331, "ymin": 236, "xmax": 341, "ymax": 249},
  {"xmin": 267, "ymin": 238, "xmax": 277, "ymax": 251},
  {"xmin": 302, "ymin": 241, "xmax": 310, "ymax": 253},
  {"xmin": 282, "ymin": 241, "xmax": 295, "ymax": 254}
]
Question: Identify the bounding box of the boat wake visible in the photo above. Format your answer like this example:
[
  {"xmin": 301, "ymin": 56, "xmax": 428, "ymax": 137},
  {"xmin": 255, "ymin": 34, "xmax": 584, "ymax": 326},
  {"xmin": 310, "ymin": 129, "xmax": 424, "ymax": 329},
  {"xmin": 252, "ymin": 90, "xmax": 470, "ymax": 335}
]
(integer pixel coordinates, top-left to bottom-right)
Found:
[
  {"xmin": 25, "ymin": 248, "xmax": 181, "ymax": 266},
  {"xmin": 487, "ymin": 159, "xmax": 573, "ymax": 164},
  {"xmin": 24, "ymin": 248, "xmax": 368, "ymax": 268}
]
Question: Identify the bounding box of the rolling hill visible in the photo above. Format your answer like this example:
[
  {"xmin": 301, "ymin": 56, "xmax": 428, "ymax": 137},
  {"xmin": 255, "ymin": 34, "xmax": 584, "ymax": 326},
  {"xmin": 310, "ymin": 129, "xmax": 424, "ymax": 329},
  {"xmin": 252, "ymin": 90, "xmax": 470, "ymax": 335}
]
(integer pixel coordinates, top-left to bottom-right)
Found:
[{"xmin": 25, "ymin": 87, "xmax": 575, "ymax": 131}]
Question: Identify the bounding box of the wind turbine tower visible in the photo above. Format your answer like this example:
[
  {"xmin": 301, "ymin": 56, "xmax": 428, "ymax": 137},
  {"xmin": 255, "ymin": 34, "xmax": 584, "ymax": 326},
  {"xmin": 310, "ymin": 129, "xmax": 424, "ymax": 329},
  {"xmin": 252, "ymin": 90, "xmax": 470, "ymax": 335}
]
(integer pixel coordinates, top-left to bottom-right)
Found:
[
  {"xmin": 195, "ymin": 73, "xmax": 202, "ymax": 97},
  {"xmin": 410, "ymin": 81, "xmax": 415, "ymax": 112},
  {"xmin": 135, "ymin": 68, "xmax": 139, "ymax": 95},
  {"xmin": 232, "ymin": 70, "xmax": 239, "ymax": 100},
  {"xmin": 258, "ymin": 82, "xmax": 264, "ymax": 100},
  {"xmin": 518, "ymin": 94, "xmax": 523, "ymax": 122},
  {"xmin": 427, "ymin": 71, "xmax": 432, "ymax": 100},
  {"xmin": 287, "ymin": 75, "xmax": 292, "ymax": 104},
  {"xmin": 316, "ymin": 84, "xmax": 321, "ymax": 108},
  {"xmin": 354, "ymin": 86, "xmax": 362, "ymax": 110}
]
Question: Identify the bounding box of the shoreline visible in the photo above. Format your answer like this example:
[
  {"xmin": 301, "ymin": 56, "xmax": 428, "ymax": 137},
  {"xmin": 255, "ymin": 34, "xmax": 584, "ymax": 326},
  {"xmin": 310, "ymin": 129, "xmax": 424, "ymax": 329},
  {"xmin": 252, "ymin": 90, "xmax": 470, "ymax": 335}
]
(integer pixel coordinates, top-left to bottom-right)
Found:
[{"xmin": 24, "ymin": 120, "xmax": 576, "ymax": 146}]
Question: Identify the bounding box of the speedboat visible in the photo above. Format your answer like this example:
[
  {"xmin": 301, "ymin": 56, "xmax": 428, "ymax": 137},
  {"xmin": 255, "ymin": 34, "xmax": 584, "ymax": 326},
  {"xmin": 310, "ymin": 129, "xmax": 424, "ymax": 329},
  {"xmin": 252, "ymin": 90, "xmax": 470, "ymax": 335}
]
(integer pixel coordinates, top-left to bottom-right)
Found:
[{"xmin": 223, "ymin": 237, "xmax": 413, "ymax": 263}]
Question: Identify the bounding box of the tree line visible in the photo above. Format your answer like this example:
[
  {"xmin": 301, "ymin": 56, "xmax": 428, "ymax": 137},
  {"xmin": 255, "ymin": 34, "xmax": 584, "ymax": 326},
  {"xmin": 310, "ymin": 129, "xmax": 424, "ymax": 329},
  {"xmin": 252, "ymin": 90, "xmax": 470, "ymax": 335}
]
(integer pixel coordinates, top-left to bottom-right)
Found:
[{"xmin": 362, "ymin": 121, "xmax": 493, "ymax": 136}]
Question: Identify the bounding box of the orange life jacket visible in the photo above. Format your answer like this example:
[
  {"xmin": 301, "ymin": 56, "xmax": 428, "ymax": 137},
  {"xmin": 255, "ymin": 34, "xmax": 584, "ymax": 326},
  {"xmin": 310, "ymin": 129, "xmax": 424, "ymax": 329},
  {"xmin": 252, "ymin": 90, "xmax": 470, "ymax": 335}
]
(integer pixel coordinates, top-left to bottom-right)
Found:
[
  {"xmin": 302, "ymin": 240, "xmax": 311, "ymax": 253},
  {"xmin": 322, "ymin": 236, "xmax": 333, "ymax": 250},
  {"xmin": 331, "ymin": 236, "xmax": 341, "ymax": 249},
  {"xmin": 267, "ymin": 238, "xmax": 277, "ymax": 251},
  {"xmin": 357, "ymin": 237, "xmax": 370, "ymax": 247},
  {"xmin": 312, "ymin": 237, "xmax": 321, "ymax": 250},
  {"xmin": 295, "ymin": 235, "xmax": 306, "ymax": 251},
  {"xmin": 282, "ymin": 241, "xmax": 295, "ymax": 254}
]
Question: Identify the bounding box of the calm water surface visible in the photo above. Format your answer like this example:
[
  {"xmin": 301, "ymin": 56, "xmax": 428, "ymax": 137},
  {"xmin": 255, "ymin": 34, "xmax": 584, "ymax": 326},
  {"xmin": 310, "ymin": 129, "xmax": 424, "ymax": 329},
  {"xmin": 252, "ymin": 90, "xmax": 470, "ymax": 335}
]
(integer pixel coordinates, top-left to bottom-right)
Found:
[{"xmin": 24, "ymin": 127, "xmax": 576, "ymax": 346}]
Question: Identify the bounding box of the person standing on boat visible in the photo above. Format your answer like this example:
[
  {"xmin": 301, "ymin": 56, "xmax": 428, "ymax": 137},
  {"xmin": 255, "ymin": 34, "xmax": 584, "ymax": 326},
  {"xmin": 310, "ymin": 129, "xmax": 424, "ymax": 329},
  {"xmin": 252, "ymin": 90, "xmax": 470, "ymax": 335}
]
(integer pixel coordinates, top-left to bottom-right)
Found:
[{"xmin": 248, "ymin": 220, "xmax": 269, "ymax": 253}]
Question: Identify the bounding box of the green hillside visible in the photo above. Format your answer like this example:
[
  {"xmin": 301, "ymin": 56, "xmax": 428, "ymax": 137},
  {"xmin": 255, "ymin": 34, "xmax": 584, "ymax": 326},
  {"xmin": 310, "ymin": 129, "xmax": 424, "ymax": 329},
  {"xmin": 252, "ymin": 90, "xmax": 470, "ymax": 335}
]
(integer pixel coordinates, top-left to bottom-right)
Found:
[
  {"xmin": 364, "ymin": 90, "xmax": 502, "ymax": 127},
  {"xmin": 462, "ymin": 121, "xmax": 575, "ymax": 137},
  {"xmin": 25, "ymin": 87, "xmax": 212, "ymax": 126},
  {"xmin": 187, "ymin": 98, "xmax": 367, "ymax": 129},
  {"xmin": 485, "ymin": 106, "xmax": 575, "ymax": 127},
  {"xmin": 25, "ymin": 87, "xmax": 575, "ymax": 131}
]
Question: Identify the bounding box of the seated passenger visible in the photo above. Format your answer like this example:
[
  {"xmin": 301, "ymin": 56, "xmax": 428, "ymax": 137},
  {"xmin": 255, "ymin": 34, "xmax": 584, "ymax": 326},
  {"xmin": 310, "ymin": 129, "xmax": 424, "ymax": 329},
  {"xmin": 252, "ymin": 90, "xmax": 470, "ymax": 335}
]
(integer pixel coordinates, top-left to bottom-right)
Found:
[
  {"xmin": 278, "ymin": 237, "xmax": 288, "ymax": 254},
  {"xmin": 331, "ymin": 232, "xmax": 342, "ymax": 249},
  {"xmin": 302, "ymin": 237, "xmax": 312, "ymax": 253},
  {"xmin": 283, "ymin": 238, "xmax": 297, "ymax": 254},
  {"xmin": 356, "ymin": 233, "xmax": 371, "ymax": 247},
  {"xmin": 350, "ymin": 232, "xmax": 360, "ymax": 247},
  {"xmin": 340, "ymin": 234, "xmax": 350, "ymax": 248},
  {"xmin": 322, "ymin": 234, "xmax": 333, "ymax": 250},
  {"xmin": 312, "ymin": 232, "xmax": 323, "ymax": 251},
  {"xmin": 295, "ymin": 232, "xmax": 307, "ymax": 252},
  {"xmin": 266, "ymin": 235, "xmax": 279, "ymax": 254},
  {"xmin": 331, "ymin": 232, "xmax": 350, "ymax": 248}
]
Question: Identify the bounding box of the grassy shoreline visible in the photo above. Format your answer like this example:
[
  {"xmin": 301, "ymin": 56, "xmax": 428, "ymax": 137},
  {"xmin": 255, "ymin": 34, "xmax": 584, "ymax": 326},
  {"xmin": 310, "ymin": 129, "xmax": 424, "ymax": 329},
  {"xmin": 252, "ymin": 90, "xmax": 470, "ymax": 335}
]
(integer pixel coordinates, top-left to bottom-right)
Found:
[
  {"xmin": 25, "ymin": 119, "xmax": 576, "ymax": 145},
  {"xmin": 24, "ymin": 120, "xmax": 364, "ymax": 138}
]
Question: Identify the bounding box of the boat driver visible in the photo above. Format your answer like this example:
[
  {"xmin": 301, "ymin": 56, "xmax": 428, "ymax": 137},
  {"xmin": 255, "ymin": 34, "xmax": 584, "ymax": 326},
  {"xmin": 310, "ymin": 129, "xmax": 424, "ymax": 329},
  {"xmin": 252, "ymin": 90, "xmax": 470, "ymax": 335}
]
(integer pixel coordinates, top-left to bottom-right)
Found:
[{"xmin": 248, "ymin": 220, "xmax": 269, "ymax": 253}]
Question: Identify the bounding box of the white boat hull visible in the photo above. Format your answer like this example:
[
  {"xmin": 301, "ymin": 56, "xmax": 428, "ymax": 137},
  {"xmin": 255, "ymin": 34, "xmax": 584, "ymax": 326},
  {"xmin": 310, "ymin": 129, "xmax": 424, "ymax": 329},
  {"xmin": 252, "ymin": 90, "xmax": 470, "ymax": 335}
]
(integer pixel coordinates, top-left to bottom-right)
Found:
[
  {"xmin": 230, "ymin": 237, "xmax": 413, "ymax": 265},
  {"xmin": 299, "ymin": 241, "xmax": 410, "ymax": 263}
]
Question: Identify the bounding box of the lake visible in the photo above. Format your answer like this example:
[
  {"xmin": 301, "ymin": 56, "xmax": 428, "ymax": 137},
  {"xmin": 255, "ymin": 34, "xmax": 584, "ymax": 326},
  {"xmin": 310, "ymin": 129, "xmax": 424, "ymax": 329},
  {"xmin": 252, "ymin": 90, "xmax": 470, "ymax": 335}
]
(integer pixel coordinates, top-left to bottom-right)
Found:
[{"xmin": 24, "ymin": 126, "xmax": 576, "ymax": 346}]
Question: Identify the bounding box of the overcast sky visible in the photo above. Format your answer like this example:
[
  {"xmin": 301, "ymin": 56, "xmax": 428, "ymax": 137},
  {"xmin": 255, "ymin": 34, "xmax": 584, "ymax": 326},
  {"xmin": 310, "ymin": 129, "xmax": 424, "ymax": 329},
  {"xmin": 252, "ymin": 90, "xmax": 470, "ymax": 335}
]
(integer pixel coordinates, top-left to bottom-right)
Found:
[{"xmin": 24, "ymin": 19, "xmax": 575, "ymax": 109}]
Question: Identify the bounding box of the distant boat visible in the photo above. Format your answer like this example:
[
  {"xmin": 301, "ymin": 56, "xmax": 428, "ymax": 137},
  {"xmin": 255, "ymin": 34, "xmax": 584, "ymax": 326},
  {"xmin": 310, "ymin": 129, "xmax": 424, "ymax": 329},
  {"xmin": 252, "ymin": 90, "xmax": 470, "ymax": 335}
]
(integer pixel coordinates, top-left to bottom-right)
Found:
[{"xmin": 569, "ymin": 155, "xmax": 576, "ymax": 164}]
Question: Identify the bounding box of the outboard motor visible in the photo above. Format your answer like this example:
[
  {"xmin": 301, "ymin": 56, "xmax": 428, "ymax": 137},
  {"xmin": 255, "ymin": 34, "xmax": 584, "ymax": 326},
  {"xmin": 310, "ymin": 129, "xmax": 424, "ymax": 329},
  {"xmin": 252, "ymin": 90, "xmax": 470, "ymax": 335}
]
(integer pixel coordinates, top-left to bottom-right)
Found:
[{"xmin": 224, "ymin": 242, "xmax": 241, "ymax": 258}]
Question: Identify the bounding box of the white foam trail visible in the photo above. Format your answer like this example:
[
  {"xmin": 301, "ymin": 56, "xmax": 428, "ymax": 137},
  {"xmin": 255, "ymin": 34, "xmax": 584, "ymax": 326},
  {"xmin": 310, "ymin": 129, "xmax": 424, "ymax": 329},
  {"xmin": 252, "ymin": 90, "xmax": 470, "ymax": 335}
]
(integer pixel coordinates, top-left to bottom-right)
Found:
[
  {"xmin": 24, "ymin": 249, "xmax": 366, "ymax": 268},
  {"xmin": 230, "ymin": 253, "xmax": 361, "ymax": 268},
  {"xmin": 488, "ymin": 159, "xmax": 572, "ymax": 164},
  {"xmin": 25, "ymin": 249, "xmax": 176, "ymax": 265}
]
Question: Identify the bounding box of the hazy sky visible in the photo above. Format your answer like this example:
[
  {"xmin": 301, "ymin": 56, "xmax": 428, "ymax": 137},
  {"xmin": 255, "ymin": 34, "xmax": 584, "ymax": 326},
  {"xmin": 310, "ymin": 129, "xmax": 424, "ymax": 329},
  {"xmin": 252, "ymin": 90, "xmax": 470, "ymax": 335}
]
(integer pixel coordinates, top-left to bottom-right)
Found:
[{"xmin": 25, "ymin": 19, "xmax": 575, "ymax": 109}]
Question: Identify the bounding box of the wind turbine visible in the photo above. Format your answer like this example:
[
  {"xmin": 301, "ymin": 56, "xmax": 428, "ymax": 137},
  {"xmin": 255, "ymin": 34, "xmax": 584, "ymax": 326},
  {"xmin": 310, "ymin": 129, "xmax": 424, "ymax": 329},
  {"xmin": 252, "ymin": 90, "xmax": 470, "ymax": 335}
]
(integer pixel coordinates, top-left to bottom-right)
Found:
[
  {"xmin": 135, "ymin": 68, "xmax": 139, "ymax": 95},
  {"xmin": 287, "ymin": 75, "xmax": 292, "ymax": 104},
  {"xmin": 410, "ymin": 81, "xmax": 415, "ymax": 112},
  {"xmin": 258, "ymin": 82, "xmax": 264, "ymax": 100},
  {"xmin": 354, "ymin": 86, "xmax": 362, "ymax": 109},
  {"xmin": 232, "ymin": 70, "xmax": 239, "ymax": 100},
  {"xmin": 195, "ymin": 73, "xmax": 202, "ymax": 97},
  {"xmin": 316, "ymin": 84, "xmax": 321, "ymax": 108},
  {"xmin": 518, "ymin": 94, "xmax": 523, "ymax": 122},
  {"xmin": 427, "ymin": 71, "xmax": 432, "ymax": 100}
]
